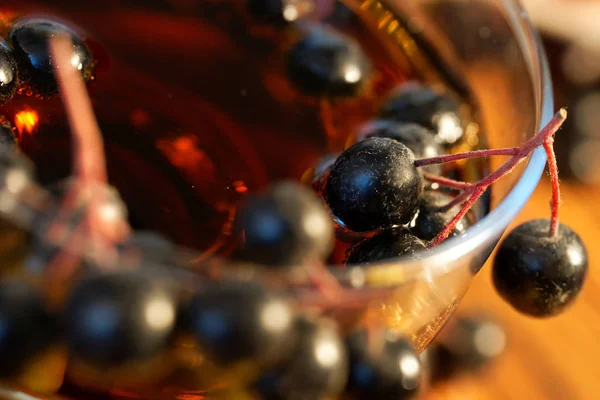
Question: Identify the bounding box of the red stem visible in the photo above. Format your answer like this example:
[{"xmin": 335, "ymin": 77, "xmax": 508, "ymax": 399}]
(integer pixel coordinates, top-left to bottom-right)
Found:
[
  {"xmin": 429, "ymin": 187, "xmax": 487, "ymax": 248},
  {"xmin": 438, "ymin": 190, "xmax": 471, "ymax": 212},
  {"xmin": 416, "ymin": 109, "xmax": 567, "ymax": 168},
  {"xmin": 50, "ymin": 36, "xmax": 108, "ymax": 184},
  {"xmin": 422, "ymin": 172, "xmax": 472, "ymax": 190},
  {"xmin": 49, "ymin": 35, "xmax": 130, "ymax": 267},
  {"xmin": 424, "ymin": 109, "xmax": 567, "ymax": 247},
  {"xmin": 415, "ymin": 147, "xmax": 520, "ymax": 166},
  {"xmin": 50, "ymin": 36, "xmax": 105, "ymax": 257},
  {"xmin": 544, "ymin": 138, "xmax": 561, "ymax": 237}
]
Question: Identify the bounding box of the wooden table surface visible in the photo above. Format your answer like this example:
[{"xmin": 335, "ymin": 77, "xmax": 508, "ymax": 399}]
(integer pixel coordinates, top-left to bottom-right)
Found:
[{"xmin": 425, "ymin": 180, "xmax": 600, "ymax": 400}]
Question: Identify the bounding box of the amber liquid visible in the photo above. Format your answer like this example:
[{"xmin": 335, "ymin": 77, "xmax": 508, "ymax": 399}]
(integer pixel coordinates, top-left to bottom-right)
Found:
[
  {"xmin": 0, "ymin": 1, "xmax": 485, "ymax": 398},
  {"xmin": 0, "ymin": 0, "xmax": 426, "ymax": 253}
]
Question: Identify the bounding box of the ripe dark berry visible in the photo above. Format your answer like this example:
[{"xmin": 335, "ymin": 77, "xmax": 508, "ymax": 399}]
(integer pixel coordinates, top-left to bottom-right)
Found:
[
  {"xmin": 358, "ymin": 121, "xmax": 443, "ymax": 175},
  {"xmin": 409, "ymin": 191, "xmax": 472, "ymax": 241},
  {"xmin": 493, "ymin": 219, "xmax": 588, "ymax": 317},
  {"xmin": 187, "ymin": 281, "xmax": 295, "ymax": 366},
  {"xmin": 255, "ymin": 318, "xmax": 348, "ymax": 399},
  {"xmin": 10, "ymin": 18, "xmax": 95, "ymax": 97},
  {"xmin": 233, "ymin": 180, "xmax": 334, "ymax": 267},
  {"xmin": 287, "ymin": 26, "xmax": 371, "ymax": 97},
  {"xmin": 0, "ymin": 281, "xmax": 57, "ymax": 377},
  {"xmin": 0, "ymin": 117, "xmax": 17, "ymax": 152},
  {"xmin": 0, "ymin": 41, "xmax": 18, "ymax": 103},
  {"xmin": 326, "ymin": 138, "xmax": 422, "ymax": 232},
  {"xmin": 64, "ymin": 271, "xmax": 178, "ymax": 367},
  {"xmin": 429, "ymin": 315, "xmax": 506, "ymax": 382},
  {"xmin": 346, "ymin": 228, "xmax": 427, "ymax": 266},
  {"xmin": 379, "ymin": 82, "xmax": 463, "ymax": 146},
  {"xmin": 346, "ymin": 330, "xmax": 422, "ymax": 400}
]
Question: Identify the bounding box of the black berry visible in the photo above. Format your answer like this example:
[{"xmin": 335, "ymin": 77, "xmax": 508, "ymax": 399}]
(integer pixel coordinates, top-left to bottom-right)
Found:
[
  {"xmin": 358, "ymin": 121, "xmax": 443, "ymax": 175},
  {"xmin": 287, "ymin": 26, "xmax": 371, "ymax": 97},
  {"xmin": 346, "ymin": 330, "xmax": 422, "ymax": 400},
  {"xmin": 10, "ymin": 18, "xmax": 94, "ymax": 97},
  {"xmin": 0, "ymin": 117, "xmax": 17, "ymax": 152},
  {"xmin": 429, "ymin": 315, "xmax": 506, "ymax": 382},
  {"xmin": 0, "ymin": 280, "xmax": 57, "ymax": 377},
  {"xmin": 255, "ymin": 318, "xmax": 348, "ymax": 399},
  {"xmin": 187, "ymin": 281, "xmax": 295, "ymax": 366},
  {"xmin": 493, "ymin": 219, "xmax": 588, "ymax": 317},
  {"xmin": 379, "ymin": 82, "xmax": 463, "ymax": 146},
  {"xmin": 0, "ymin": 41, "xmax": 18, "ymax": 103},
  {"xmin": 326, "ymin": 138, "xmax": 422, "ymax": 232},
  {"xmin": 409, "ymin": 191, "xmax": 472, "ymax": 241},
  {"xmin": 233, "ymin": 180, "xmax": 334, "ymax": 267},
  {"xmin": 346, "ymin": 228, "xmax": 427, "ymax": 266},
  {"xmin": 64, "ymin": 271, "xmax": 178, "ymax": 367}
]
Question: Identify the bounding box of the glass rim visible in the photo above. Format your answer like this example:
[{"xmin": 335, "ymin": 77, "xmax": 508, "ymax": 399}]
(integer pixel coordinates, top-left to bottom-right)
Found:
[{"xmin": 336, "ymin": 0, "xmax": 554, "ymax": 286}]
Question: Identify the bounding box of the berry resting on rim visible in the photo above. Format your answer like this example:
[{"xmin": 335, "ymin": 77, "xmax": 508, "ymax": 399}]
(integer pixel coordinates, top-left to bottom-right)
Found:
[
  {"xmin": 412, "ymin": 108, "xmax": 588, "ymax": 317},
  {"xmin": 336, "ymin": 108, "xmax": 587, "ymax": 317}
]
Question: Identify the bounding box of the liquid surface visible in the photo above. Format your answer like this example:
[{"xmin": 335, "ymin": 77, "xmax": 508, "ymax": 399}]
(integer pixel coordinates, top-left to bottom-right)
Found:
[{"xmin": 0, "ymin": 0, "xmax": 430, "ymax": 254}]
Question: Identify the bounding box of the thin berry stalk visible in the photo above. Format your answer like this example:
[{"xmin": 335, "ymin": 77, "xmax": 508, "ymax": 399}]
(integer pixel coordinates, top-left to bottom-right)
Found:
[
  {"xmin": 50, "ymin": 36, "xmax": 108, "ymax": 258},
  {"xmin": 50, "ymin": 35, "xmax": 128, "ymax": 267},
  {"xmin": 422, "ymin": 172, "xmax": 472, "ymax": 190},
  {"xmin": 421, "ymin": 109, "xmax": 567, "ymax": 247},
  {"xmin": 428, "ymin": 187, "xmax": 486, "ymax": 247},
  {"xmin": 544, "ymin": 138, "xmax": 561, "ymax": 237},
  {"xmin": 50, "ymin": 35, "xmax": 107, "ymax": 184},
  {"xmin": 437, "ymin": 190, "xmax": 471, "ymax": 212},
  {"xmin": 415, "ymin": 147, "xmax": 520, "ymax": 167},
  {"xmin": 415, "ymin": 109, "xmax": 566, "ymax": 168}
]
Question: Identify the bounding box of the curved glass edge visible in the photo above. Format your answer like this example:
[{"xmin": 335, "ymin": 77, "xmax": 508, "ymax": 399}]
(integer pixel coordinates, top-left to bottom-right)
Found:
[{"xmin": 355, "ymin": 17, "xmax": 554, "ymax": 285}]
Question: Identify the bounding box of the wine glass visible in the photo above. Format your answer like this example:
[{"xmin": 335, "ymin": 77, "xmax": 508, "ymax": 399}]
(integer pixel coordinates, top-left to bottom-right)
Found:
[{"xmin": 0, "ymin": 0, "xmax": 552, "ymax": 398}]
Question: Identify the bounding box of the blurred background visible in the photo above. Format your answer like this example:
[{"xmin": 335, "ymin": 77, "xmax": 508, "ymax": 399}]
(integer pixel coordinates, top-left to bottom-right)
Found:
[{"xmin": 425, "ymin": 1, "xmax": 600, "ymax": 398}]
